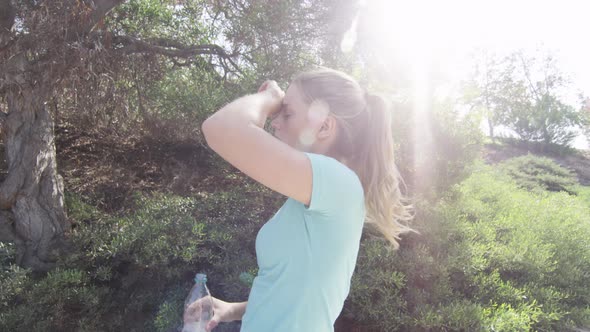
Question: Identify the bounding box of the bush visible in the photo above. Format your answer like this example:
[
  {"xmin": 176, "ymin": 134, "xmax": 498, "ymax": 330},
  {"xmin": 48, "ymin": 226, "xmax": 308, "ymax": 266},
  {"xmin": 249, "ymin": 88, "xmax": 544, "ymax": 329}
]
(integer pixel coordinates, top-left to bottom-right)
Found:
[
  {"xmin": 0, "ymin": 243, "xmax": 29, "ymax": 328},
  {"xmin": 1, "ymin": 182, "xmax": 282, "ymax": 332},
  {"xmin": 492, "ymin": 136, "xmax": 579, "ymax": 156},
  {"xmin": 1, "ymin": 242, "xmax": 111, "ymax": 332},
  {"xmin": 4, "ymin": 164, "xmax": 589, "ymax": 331},
  {"xmin": 446, "ymin": 165, "xmax": 590, "ymax": 330},
  {"xmin": 578, "ymin": 185, "xmax": 590, "ymax": 206},
  {"xmin": 340, "ymin": 163, "xmax": 590, "ymax": 331},
  {"xmin": 499, "ymin": 154, "xmax": 578, "ymax": 194}
]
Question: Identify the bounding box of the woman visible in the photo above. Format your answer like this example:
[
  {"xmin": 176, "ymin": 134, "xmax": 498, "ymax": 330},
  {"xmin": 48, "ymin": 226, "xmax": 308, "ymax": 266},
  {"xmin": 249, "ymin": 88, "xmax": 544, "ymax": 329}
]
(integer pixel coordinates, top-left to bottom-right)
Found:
[{"xmin": 200, "ymin": 67, "xmax": 413, "ymax": 331}]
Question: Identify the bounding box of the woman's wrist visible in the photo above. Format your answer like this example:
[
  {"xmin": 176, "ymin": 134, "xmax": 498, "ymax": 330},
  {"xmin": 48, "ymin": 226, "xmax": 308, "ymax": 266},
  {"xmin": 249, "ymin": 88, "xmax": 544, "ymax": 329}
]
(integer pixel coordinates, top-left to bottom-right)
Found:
[
  {"xmin": 257, "ymin": 92, "xmax": 281, "ymax": 118},
  {"xmin": 228, "ymin": 301, "xmax": 247, "ymax": 321}
]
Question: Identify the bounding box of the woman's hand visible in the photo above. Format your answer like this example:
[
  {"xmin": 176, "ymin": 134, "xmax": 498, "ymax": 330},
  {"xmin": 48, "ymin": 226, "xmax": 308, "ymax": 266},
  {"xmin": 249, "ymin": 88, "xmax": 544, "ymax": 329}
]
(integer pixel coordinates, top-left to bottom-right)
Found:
[
  {"xmin": 205, "ymin": 296, "xmax": 242, "ymax": 331},
  {"xmin": 258, "ymin": 80, "xmax": 284, "ymax": 98},
  {"xmin": 258, "ymin": 80, "xmax": 285, "ymax": 118},
  {"xmin": 183, "ymin": 296, "xmax": 238, "ymax": 332}
]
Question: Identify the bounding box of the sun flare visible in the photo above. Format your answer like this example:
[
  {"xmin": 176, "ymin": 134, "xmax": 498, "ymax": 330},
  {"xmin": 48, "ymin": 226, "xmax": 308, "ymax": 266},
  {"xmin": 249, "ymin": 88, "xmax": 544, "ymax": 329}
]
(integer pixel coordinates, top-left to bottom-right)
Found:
[{"xmin": 342, "ymin": 0, "xmax": 590, "ymax": 170}]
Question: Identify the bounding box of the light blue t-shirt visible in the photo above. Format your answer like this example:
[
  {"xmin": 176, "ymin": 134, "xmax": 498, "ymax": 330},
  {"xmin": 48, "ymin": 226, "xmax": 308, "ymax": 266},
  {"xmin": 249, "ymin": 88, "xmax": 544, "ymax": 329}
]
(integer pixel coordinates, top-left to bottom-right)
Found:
[{"xmin": 241, "ymin": 152, "xmax": 366, "ymax": 332}]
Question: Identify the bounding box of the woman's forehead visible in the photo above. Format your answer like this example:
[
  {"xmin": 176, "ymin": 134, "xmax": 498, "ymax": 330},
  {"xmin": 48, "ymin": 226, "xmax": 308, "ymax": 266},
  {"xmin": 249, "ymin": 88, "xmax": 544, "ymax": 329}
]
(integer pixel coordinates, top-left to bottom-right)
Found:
[{"xmin": 284, "ymin": 84, "xmax": 307, "ymax": 111}]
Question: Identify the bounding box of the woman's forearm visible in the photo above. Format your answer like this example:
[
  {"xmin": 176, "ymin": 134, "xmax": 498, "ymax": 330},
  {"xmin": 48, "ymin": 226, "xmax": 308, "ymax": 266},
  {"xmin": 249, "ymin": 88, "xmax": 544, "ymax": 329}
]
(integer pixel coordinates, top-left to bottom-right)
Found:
[
  {"xmin": 201, "ymin": 91, "xmax": 280, "ymax": 162},
  {"xmin": 230, "ymin": 301, "xmax": 248, "ymax": 321},
  {"xmin": 203, "ymin": 92, "xmax": 275, "ymax": 131}
]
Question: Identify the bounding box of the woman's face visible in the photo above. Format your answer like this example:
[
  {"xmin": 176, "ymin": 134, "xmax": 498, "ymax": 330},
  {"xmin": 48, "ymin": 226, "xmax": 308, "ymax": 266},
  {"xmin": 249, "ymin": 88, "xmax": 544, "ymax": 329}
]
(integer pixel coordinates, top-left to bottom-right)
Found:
[{"xmin": 270, "ymin": 83, "xmax": 330, "ymax": 151}]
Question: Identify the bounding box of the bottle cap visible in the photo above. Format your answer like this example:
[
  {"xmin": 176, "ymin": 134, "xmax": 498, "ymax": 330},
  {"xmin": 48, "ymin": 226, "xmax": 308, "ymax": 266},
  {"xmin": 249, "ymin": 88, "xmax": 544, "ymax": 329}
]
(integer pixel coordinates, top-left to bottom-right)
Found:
[{"xmin": 195, "ymin": 273, "xmax": 207, "ymax": 283}]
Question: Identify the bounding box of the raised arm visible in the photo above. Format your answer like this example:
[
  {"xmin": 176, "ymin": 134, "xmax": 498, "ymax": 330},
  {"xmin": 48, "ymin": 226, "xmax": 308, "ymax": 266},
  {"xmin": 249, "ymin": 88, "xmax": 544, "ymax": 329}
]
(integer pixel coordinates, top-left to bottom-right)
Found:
[{"xmin": 201, "ymin": 81, "xmax": 314, "ymax": 206}]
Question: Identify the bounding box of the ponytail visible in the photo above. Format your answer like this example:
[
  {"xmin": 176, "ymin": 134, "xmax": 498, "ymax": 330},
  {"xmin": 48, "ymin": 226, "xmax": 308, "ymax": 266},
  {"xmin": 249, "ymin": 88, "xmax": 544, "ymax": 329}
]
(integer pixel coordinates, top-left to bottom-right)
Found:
[
  {"xmin": 358, "ymin": 93, "xmax": 414, "ymax": 248},
  {"xmin": 293, "ymin": 68, "xmax": 415, "ymax": 249}
]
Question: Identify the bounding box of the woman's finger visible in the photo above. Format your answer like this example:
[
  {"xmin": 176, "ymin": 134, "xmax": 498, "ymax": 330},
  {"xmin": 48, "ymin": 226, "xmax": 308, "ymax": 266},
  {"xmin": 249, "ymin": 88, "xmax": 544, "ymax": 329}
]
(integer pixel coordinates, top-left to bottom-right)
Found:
[
  {"xmin": 258, "ymin": 80, "xmax": 272, "ymax": 93},
  {"xmin": 184, "ymin": 298, "xmax": 209, "ymax": 324},
  {"xmin": 205, "ymin": 316, "xmax": 219, "ymax": 331},
  {"xmin": 258, "ymin": 80, "xmax": 284, "ymax": 98}
]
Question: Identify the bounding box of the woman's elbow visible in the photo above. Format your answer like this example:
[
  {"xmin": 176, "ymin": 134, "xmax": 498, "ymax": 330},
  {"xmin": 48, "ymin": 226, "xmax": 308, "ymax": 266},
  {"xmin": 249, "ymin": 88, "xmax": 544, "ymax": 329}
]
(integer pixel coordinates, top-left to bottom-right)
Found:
[
  {"xmin": 201, "ymin": 117, "xmax": 228, "ymax": 152},
  {"xmin": 201, "ymin": 118, "xmax": 216, "ymax": 147}
]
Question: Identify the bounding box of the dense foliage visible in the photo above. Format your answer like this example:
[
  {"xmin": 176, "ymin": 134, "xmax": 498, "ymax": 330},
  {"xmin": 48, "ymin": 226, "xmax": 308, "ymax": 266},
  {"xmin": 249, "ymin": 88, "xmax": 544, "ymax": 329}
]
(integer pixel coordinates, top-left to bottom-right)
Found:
[
  {"xmin": 1, "ymin": 180, "xmax": 283, "ymax": 331},
  {"xmin": 343, "ymin": 164, "xmax": 590, "ymax": 331},
  {"xmin": 1, "ymin": 1, "xmax": 590, "ymax": 331},
  {"xmin": 465, "ymin": 51, "xmax": 588, "ymax": 146},
  {"xmin": 499, "ymin": 154, "xmax": 579, "ymax": 194},
  {"xmin": 2, "ymin": 155, "xmax": 589, "ymax": 331}
]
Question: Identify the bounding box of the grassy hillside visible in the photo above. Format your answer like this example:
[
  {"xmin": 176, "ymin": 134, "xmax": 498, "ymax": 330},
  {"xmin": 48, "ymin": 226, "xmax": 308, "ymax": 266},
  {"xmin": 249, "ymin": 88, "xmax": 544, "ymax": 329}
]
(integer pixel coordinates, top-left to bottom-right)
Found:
[{"xmin": 1, "ymin": 126, "xmax": 589, "ymax": 331}]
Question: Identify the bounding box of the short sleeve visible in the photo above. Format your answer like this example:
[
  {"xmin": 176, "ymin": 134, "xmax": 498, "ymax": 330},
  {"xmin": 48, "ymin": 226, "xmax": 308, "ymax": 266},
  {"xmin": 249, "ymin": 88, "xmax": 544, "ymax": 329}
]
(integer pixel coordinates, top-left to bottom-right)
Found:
[{"xmin": 303, "ymin": 152, "xmax": 364, "ymax": 215}]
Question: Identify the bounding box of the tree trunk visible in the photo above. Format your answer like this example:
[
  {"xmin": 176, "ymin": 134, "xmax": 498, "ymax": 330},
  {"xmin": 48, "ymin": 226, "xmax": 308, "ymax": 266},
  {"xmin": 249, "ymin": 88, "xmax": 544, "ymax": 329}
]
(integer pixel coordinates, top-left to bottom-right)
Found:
[
  {"xmin": 487, "ymin": 117, "xmax": 495, "ymax": 141},
  {"xmin": 0, "ymin": 87, "xmax": 69, "ymax": 271}
]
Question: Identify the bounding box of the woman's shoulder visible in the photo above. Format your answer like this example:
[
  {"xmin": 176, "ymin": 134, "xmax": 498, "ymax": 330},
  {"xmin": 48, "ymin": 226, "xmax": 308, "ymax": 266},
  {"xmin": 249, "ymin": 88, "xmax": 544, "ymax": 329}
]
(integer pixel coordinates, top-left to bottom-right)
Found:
[
  {"xmin": 305, "ymin": 152, "xmax": 359, "ymax": 181},
  {"xmin": 303, "ymin": 152, "xmax": 364, "ymax": 209}
]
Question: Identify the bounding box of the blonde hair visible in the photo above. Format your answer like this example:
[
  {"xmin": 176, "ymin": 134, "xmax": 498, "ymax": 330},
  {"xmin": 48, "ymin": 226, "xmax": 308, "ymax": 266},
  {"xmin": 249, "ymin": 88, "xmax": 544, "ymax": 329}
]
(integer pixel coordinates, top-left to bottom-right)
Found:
[{"xmin": 293, "ymin": 67, "xmax": 414, "ymax": 249}]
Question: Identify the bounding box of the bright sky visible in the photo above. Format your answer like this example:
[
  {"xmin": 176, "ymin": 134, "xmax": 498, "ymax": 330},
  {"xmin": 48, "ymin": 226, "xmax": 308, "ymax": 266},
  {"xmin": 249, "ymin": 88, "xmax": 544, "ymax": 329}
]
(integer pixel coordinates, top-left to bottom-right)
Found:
[{"xmin": 351, "ymin": 0, "xmax": 590, "ymax": 149}]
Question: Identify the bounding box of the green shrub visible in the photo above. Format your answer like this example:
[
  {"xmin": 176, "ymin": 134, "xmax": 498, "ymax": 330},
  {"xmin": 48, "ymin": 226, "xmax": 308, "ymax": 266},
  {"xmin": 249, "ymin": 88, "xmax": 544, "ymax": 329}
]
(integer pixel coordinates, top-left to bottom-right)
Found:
[
  {"xmin": 343, "ymin": 238, "xmax": 408, "ymax": 330},
  {"xmin": 447, "ymin": 165, "xmax": 590, "ymax": 330},
  {"xmin": 576, "ymin": 185, "xmax": 590, "ymax": 205},
  {"xmin": 485, "ymin": 302, "xmax": 543, "ymax": 332},
  {"xmin": 341, "ymin": 163, "xmax": 590, "ymax": 331},
  {"xmin": 0, "ymin": 243, "xmax": 29, "ymax": 321},
  {"xmin": 2, "ymin": 186, "xmax": 280, "ymax": 332},
  {"xmin": 494, "ymin": 136, "xmax": 579, "ymax": 157},
  {"xmin": 4, "ymin": 162, "xmax": 588, "ymax": 331},
  {"xmin": 499, "ymin": 154, "xmax": 578, "ymax": 194},
  {"xmin": 342, "ymin": 199, "xmax": 463, "ymax": 331},
  {"xmin": 0, "ymin": 267, "xmax": 110, "ymax": 332},
  {"xmin": 153, "ymin": 286, "xmax": 185, "ymax": 332},
  {"xmin": 413, "ymin": 300, "xmax": 486, "ymax": 331}
]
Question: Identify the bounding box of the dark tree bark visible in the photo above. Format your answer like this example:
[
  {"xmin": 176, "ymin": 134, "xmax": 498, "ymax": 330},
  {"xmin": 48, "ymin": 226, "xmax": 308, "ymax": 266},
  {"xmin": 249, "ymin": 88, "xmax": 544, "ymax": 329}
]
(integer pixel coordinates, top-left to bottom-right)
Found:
[
  {"xmin": 0, "ymin": 0, "xmax": 238, "ymax": 271},
  {"xmin": 0, "ymin": 0, "xmax": 15, "ymax": 50},
  {"xmin": 1, "ymin": 87, "xmax": 67, "ymax": 271},
  {"xmin": 0, "ymin": 0, "xmax": 124, "ymax": 271},
  {"xmin": 0, "ymin": 0, "xmax": 15, "ymax": 33}
]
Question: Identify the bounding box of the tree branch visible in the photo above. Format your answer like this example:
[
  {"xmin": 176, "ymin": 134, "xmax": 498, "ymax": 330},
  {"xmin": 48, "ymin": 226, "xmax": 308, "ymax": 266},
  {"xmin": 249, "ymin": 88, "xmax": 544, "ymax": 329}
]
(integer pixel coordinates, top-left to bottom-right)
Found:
[
  {"xmin": 517, "ymin": 52, "xmax": 541, "ymax": 101},
  {"xmin": 83, "ymin": 0, "xmax": 126, "ymax": 34},
  {"xmin": 112, "ymin": 35, "xmax": 243, "ymax": 76},
  {"xmin": 0, "ymin": 0, "xmax": 16, "ymax": 33}
]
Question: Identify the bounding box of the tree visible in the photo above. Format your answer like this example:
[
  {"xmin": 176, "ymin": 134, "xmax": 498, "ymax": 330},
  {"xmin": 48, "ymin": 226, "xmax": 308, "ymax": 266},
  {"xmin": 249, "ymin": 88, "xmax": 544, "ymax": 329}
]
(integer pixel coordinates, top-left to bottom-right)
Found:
[
  {"xmin": 582, "ymin": 97, "xmax": 590, "ymax": 141},
  {"xmin": 466, "ymin": 49, "xmax": 585, "ymax": 146},
  {"xmin": 0, "ymin": 0, "xmax": 349, "ymax": 271},
  {"xmin": 509, "ymin": 51, "xmax": 584, "ymax": 145},
  {"xmin": 463, "ymin": 50, "xmax": 523, "ymax": 140},
  {"xmin": 0, "ymin": 0, "xmax": 128, "ymax": 272}
]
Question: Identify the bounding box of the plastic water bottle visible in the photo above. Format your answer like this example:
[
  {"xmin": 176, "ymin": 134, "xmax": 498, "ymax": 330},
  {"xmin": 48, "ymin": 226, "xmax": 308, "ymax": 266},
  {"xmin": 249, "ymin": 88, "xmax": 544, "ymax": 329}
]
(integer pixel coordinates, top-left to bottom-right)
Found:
[{"xmin": 182, "ymin": 273, "xmax": 213, "ymax": 332}]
